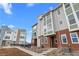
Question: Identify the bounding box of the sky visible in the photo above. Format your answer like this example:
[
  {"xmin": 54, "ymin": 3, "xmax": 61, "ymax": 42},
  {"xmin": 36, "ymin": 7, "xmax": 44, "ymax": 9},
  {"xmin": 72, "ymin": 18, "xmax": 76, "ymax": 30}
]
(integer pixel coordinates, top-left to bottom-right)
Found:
[{"xmin": 0, "ymin": 3, "xmax": 59, "ymax": 43}]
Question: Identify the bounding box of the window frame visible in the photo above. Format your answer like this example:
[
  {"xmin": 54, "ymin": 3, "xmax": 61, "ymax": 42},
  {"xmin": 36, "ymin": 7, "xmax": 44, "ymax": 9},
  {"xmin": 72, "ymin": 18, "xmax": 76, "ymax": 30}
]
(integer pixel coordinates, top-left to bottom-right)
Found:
[
  {"xmin": 73, "ymin": 3, "xmax": 79, "ymax": 12},
  {"xmin": 65, "ymin": 3, "xmax": 70, "ymax": 8},
  {"xmin": 76, "ymin": 10, "xmax": 79, "ymax": 20},
  {"xmin": 61, "ymin": 34, "xmax": 68, "ymax": 44},
  {"xmin": 67, "ymin": 13, "xmax": 76, "ymax": 25},
  {"xmin": 70, "ymin": 32, "xmax": 79, "ymax": 44},
  {"xmin": 65, "ymin": 6, "xmax": 73, "ymax": 15},
  {"xmin": 57, "ymin": 8, "xmax": 60, "ymax": 15},
  {"xmin": 5, "ymin": 36, "xmax": 10, "ymax": 39}
]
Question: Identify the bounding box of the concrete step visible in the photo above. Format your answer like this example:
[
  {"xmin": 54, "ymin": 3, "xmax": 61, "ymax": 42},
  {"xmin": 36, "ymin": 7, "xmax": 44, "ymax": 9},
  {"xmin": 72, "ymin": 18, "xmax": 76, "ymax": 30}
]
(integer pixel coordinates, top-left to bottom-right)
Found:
[{"xmin": 41, "ymin": 48, "xmax": 57, "ymax": 55}]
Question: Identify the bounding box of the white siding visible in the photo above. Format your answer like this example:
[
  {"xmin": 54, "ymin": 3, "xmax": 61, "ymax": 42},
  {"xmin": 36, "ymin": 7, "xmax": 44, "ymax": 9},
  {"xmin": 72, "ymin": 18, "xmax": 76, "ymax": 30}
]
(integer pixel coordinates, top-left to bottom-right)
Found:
[
  {"xmin": 3, "ymin": 31, "xmax": 13, "ymax": 41},
  {"xmin": 19, "ymin": 32, "xmax": 26, "ymax": 42},
  {"xmin": 12, "ymin": 32, "xmax": 17, "ymax": 41},
  {"xmin": 53, "ymin": 6, "xmax": 68, "ymax": 32}
]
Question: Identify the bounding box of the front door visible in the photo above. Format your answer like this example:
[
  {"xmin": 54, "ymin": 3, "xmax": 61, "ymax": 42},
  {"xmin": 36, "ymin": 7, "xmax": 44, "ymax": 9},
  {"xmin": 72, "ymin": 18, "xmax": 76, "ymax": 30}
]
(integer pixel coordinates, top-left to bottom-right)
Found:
[
  {"xmin": 50, "ymin": 36, "xmax": 57, "ymax": 48},
  {"xmin": 34, "ymin": 39, "xmax": 37, "ymax": 46}
]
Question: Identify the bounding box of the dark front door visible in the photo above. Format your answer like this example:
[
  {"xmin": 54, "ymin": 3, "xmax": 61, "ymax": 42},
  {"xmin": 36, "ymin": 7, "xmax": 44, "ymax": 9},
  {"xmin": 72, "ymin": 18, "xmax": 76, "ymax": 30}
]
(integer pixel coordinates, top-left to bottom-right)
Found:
[
  {"xmin": 34, "ymin": 39, "xmax": 37, "ymax": 46},
  {"xmin": 2, "ymin": 40, "xmax": 6, "ymax": 46},
  {"xmin": 50, "ymin": 36, "xmax": 57, "ymax": 48}
]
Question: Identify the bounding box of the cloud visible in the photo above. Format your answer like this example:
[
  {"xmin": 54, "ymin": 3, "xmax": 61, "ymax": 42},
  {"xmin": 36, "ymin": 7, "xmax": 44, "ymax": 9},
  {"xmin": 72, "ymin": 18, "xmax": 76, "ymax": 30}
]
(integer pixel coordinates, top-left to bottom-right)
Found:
[
  {"xmin": 8, "ymin": 25, "xmax": 15, "ymax": 28},
  {"xmin": 2, "ymin": 24, "xmax": 6, "ymax": 26},
  {"xmin": 26, "ymin": 3, "xmax": 35, "ymax": 7},
  {"xmin": 49, "ymin": 6, "xmax": 53, "ymax": 10},
  {"xmin": 0, "ymin": 3, "xmax": 12, "ymax": 14}
]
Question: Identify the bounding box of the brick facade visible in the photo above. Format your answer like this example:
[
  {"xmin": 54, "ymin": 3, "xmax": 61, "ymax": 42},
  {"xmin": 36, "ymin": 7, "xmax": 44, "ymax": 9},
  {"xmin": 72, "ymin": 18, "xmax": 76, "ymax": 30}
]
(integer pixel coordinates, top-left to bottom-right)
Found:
[
  {"xmin": 42, "ymin": 29, "xmax": 79, "ymax": 51},
  {"xmin": 31, "ymin": 39, "xmax": 37, "ymax": 47}
]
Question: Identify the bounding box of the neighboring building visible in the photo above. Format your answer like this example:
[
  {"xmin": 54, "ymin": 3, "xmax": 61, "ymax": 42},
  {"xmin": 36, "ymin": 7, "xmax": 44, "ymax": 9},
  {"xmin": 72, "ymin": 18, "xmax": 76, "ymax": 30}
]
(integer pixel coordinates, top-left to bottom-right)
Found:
[
  {"xmin": 0, "ymin": 25, "xmax": 14, "ymax": 46},
  {"xmin": 31, "ymin": 23, "xmax": 37, "ymax": 47},
  {"xmin": 32, "ymin": 3, "xmax": 79, "ymax": 50},
  {"xmin": 0, "ymin": 29, "xmax": 5, "ymax": 46},
  {"xmin": 0, "ymin": 25, "xmax": 27, "ymax": 46},
  {"xmin": 15, "ymin": 29, "xmax": 26, "ymax": 46}
]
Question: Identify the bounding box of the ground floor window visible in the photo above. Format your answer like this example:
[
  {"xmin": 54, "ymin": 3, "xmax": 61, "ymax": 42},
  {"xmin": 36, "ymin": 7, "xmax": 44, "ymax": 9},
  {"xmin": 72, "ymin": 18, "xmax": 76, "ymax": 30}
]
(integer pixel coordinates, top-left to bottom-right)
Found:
[
  {"xmin": 70, "ymin": 32, "xmax": 79, "ymax": 44},
  {"xmin": 61, "ymin": 34, "xmax": 68, "ymax": 44}
]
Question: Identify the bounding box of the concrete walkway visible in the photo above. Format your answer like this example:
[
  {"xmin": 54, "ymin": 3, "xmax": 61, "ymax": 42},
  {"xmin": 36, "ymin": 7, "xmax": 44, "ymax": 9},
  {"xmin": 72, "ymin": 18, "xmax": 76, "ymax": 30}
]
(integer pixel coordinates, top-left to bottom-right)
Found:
[{"xmin": 15, "ymin": 46, "xmax": 44, "ymax": 56}]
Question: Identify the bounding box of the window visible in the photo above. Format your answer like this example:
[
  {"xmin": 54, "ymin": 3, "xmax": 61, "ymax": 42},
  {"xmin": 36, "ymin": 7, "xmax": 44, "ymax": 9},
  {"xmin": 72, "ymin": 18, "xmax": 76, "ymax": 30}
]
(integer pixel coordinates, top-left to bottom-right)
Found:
[
  {"xmin": 65, "ymin": 6, "xmax": 73, "ymax": 15},
  {"xmin": 76, "ymin": 11, "xmax": 79, "ymax": 20},
  {"xmin": 33, "ymin": 32, "xmax": 36, "ymax": 36},
  {"xmin": 44, "ymin": 17, "xmax": 46, "ymax": 25},
  {"xmin": 46, "ymin": 14, "xmax": 50, "ymax": 19},
  {"xmin": 73, "ymin": 3, "xmax": 79, "ymax": 11},
  {"xmin": 70, "ymin": 24, "xmax": 78, "ymax": 29},
  {"xmin": 44, "ymin": 29, "xmax": 46, "ymax": 34},
  {"xmin": 57, "ymin": 9, "xmax": 60, "ymax": 15},
  {"xmin": 68, "ymin": 14, "xmax": 76, "ymax": 24},
  {"xmin": 7, "ymin": 32, "xmax": 11, "ymax": 34},
  {"xmin": 46, "ymin": 14, "xmax": 51, "ymax": 24},
  {"xmin": 47, "ymin": 23, "xmax": 52, "ymax": 30},
  {"xmin": 48, "ymin": 31, "xmax": 53, "ymax": 34},
  {"xmin": 60, "ymin": 20, "xmax": 62, "ymax": 25},
  {"xmin": 20, "ymin": 36, "xmax": 25, "ymax": 39},
  {"xmin": 65, "ymin": 3, "xmax": 70, "ymax": 8},
  {"xmin": 5, "ymin": 36, "xmax": 10, "ymax": 39},
  {"xmin": 61, "ymin": 34, "xmax": 68, "ymax": 44},
  {"xmin": 70, "ymin": 32, "xmax": 79, "ymax": 44}
]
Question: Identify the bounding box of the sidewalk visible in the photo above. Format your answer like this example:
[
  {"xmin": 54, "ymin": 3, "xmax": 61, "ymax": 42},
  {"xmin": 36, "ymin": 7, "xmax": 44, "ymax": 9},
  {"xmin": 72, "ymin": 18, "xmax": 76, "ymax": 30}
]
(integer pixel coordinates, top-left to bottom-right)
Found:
[{"xmin": 15, "ymin": 46, "xmax": 44, "ymax": 56}]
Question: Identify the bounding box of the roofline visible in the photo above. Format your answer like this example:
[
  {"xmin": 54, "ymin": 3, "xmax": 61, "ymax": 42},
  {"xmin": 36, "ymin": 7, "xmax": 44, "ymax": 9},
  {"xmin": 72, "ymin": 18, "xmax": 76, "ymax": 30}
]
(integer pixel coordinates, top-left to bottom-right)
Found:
[
  {"xmin": 32, "ymin": 23, "xmax": 38, "ymax": 27},
  {"xmin": 37, "ymin": 4, "xmax": 62, "ymax": 19}
]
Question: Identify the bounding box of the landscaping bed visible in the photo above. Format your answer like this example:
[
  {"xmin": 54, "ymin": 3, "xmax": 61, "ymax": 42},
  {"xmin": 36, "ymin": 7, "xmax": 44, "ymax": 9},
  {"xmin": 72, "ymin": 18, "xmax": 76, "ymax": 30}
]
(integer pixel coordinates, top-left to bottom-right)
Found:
[{"xmin": 0, "ymin": 48, "xmax": 31, "ymax": 56}]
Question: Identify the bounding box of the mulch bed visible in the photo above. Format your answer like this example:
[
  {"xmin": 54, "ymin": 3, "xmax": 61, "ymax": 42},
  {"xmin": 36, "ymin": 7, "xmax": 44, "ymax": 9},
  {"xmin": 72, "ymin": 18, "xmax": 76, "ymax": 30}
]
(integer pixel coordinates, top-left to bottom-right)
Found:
[{"xmin": 0, "ymin": 48, "xmax": 31, "ymax": 56}]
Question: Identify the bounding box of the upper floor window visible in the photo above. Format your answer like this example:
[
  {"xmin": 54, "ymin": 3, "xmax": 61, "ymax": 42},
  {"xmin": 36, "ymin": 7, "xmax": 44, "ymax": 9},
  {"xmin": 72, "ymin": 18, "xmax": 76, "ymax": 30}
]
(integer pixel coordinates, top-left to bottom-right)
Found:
[
  {"xmin": 44, "ymin": 29, "xmax": 46, "ymax": 33},
  {"xmin": 46, "ymin": 13, "xmax": 51, "ymax": 24},
  {"xmin": 47, "ymin": 23, "xmax": 52, "ymax": 30},
  {"xmin": 70, "ymin": 32, "xmax": 79, "ymax": 44},
  {"xmin": 7, "ymin": 32, "xmax": 11, "ymax": 34},
  {"xmin": 46, "ymin": 13, "xmax": 51, "ymax": 19},
  {"xmin": 44, "ymin": 17, "xmax": 46, "ymax": 25},
  {"xmin": 20, "ymin": 36, "xmax": 25, "ymax": 39},
  {"xmin": 65, "ymin": 3, "xmax": 70, "ymax": 8},
  {"xmin": 59, "ymin": 20, "xmax": 63, "ymax": 25},
  {"xmin": 76, "ymin": 11, "xmax": 79, "ymax": 20},
  {"xmin": 68, "ymin": 14, "xmax": 76, "ymax": 24},
  {"xmin": 65, "ymin": 6, "xmax": 73, "ymax": 15},
  {"xmin": 5, "ymin": 36, "xmax": 10, "ymax": 39},
  {"xmin": 57, "ymin": 9, "xmax": 60, "ymax": 15},
  {"xmin": 61, "ymin": 34, "xmax": 68, "ymax": 44},
  {"xmin": 33, "ymin": 32, "xmax": 36, "ymax": 36},
  {"xmin": 73, "ymin": 3, "xmax": 79, "ymax": 12}
]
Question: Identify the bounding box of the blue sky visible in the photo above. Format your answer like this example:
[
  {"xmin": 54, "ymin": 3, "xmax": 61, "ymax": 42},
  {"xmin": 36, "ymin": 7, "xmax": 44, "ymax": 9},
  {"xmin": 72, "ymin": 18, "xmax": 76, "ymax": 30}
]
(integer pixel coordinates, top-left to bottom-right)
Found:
[{"xmin": 0, "ymin": 3, "xmax": 59, "ymax": 43}]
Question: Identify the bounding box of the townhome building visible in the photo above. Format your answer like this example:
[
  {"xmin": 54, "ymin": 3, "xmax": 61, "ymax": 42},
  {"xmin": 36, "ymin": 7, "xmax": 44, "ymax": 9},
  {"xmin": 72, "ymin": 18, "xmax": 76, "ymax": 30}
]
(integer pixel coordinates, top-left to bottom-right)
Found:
[
  {"xmin": 32, "ymin": 3, "xmax": 79, "ymax": 50},
  {"xmin": 15, "ymin": 29, "xmax": 26, "ymax": 46},
  {"xmin": 31, "ymin": 23, "xmax": 37, "ymax": 47},
  {"xmin": 0, "ymin": 25, "xmax": 14, "ymax": 46},
  {"xmin": 0, "ymin": 25, "xmax": 27, "ymax": 46}
]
